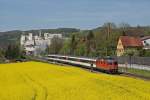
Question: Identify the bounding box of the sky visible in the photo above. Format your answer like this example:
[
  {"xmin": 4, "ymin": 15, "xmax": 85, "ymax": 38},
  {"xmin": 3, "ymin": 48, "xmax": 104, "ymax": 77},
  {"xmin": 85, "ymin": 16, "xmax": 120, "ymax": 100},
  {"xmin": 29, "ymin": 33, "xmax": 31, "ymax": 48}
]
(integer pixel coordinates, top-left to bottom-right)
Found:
[{"xmin": 0, "ymin": 0, "xmax": 150, "ymax": 31}]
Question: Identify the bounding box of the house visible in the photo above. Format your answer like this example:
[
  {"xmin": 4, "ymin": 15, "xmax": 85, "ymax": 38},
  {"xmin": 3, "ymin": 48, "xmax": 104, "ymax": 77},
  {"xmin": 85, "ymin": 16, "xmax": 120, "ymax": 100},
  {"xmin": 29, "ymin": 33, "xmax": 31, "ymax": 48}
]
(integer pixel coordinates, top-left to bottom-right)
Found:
[
  {"xmin": 141, "ymin": 36, "xmax": 150, "ymax": 50},
  {"xmin": 117, "ymin": 36, "xmax": 143, "ymax": 56}
]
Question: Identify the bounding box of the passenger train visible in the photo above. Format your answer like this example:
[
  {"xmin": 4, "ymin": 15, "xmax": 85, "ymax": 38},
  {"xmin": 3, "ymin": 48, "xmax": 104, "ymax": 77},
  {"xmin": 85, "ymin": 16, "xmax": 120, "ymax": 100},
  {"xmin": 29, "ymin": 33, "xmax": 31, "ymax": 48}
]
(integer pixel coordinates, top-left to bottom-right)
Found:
[{"xmin": 45, "ymin": 55, "xmax": 118, "ymax": 73}]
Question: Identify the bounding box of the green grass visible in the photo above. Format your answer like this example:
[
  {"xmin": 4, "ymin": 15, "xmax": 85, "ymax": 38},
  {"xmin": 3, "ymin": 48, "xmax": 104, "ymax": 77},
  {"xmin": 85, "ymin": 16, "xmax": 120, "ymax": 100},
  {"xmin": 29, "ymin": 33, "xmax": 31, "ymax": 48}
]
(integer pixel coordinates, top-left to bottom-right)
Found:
[{"xmin": 119, "ymin": 67, "xmax": 150, "ymax": 78}]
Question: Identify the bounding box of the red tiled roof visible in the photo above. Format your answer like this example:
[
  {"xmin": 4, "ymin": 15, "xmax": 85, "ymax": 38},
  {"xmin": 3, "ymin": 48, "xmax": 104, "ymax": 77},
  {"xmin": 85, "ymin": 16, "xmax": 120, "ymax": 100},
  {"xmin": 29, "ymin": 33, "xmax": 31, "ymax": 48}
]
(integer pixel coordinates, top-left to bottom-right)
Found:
[
  {"xmin": 119, "ymin": 36, "xmax": 143, "ymax": 47},
  {"xmin": 141, "ymin": 36, "xmax": 150, "ymax": 40}
]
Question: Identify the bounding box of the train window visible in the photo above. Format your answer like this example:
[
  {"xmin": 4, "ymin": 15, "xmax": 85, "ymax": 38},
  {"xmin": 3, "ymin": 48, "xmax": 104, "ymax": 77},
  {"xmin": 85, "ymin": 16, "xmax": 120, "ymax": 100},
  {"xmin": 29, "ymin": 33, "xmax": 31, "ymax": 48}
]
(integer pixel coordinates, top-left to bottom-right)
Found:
[
  {"xmin": 68, "ymin": 58, "xmax": 75, "ymax": 61},
  {"xmin": 62, "ymin": 57, "xmax": 66, "ymax": 59},
  {"xmin": 51, "ymin": 56, "xmax": 94, "ymax": 64},
  {"xmin": 80, "ymin": 59, "xmax": 93, "ymax": 63},
  {"xmin": 102, "ymin": 61, "xmax": 104, "ymax": 64},
  {"xmin": 99, "ymin": 61, "xmax": 101, "ymax": 64},
  {"xmin": 109, "ymin": 62, "xmax": 113, "ymax": 65},
  {"xmin": 114, "ymin": 62, "xmax": 118, "ymax": 65},
  {"xmin": 79, "ymin": 59, "xmax": 86, "ymax": 63}
]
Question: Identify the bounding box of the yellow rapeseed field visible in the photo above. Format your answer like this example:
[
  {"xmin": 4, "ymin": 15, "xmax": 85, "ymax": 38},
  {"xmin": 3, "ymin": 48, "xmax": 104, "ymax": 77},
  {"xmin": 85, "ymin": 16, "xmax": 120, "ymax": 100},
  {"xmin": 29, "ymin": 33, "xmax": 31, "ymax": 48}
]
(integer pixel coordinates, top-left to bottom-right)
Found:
[{"xmin": 0, "ymin": 61, "xmax": 150, "ymax": 100}]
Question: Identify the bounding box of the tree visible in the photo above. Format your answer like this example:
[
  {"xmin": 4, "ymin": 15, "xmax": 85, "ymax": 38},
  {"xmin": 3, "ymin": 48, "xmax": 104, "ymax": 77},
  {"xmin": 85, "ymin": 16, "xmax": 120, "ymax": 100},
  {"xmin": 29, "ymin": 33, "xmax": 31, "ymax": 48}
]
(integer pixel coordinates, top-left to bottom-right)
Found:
[
  {"xmin": 0, "ymin": 49, "xmax": 5, "ymax": 63},
  {"xmin": 123, "ymin": 49, "xmax": 140, "ymax": 56},
  {"xmin": 46, "ymin": 36, "xmax": 63, "ymax": 54},
  {"xmin": 85, "ymin": 30, "xmax": 95, "ymax": 56},
  {"xmin": 102, "ymin": 22, "xmax": 117, "ymax": 56},
  {"xmin": 102, "ymin": 22, "xmax": 117, "ymax": 29},
  {"xmin": 5, "ymin": 43, "xmax": 23, "ymax": 60},
  {"xmin": 139, "ymin": 49, "xmax": 150, "ymax": 57},
  {"xmin": 0, "ymin": 49, "xmax": 4, "ymax": 58},
  {"xmin": 93, "ymin": 23, "xmax": 122, "ymax": 57},
  {"xmin": 119, "ymin": 22, "xmax": 130, "ymax": 31},
  {"xmin": 119, "ymin": 22, "xmax": 130, "ymax": 36},
  {"xmin": 144, "ymin": 26, "xmax": 150, "ymax": 36},
  {"xmin": 70, "ymin": 34, "xmax": 77, "ymax": 55},
  {"xmin": 60, "ymin": 40, "xmax": 71, "ymax": 55},
  {"xmin": 75, "ymin": 43, "xmax": 87, "ymax": 56}
]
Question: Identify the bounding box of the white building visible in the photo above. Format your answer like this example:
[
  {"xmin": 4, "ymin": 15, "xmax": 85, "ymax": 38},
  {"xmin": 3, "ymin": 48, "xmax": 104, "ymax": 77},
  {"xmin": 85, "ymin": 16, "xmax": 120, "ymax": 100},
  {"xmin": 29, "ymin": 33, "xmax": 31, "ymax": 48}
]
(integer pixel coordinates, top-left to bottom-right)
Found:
[
  {"xmin": 20, "ymin": 32, "xmax": 62, "ymax": 55},
  {"xmin": 141, "ymin": 36, "xmax": 150, "ymax": 50}
]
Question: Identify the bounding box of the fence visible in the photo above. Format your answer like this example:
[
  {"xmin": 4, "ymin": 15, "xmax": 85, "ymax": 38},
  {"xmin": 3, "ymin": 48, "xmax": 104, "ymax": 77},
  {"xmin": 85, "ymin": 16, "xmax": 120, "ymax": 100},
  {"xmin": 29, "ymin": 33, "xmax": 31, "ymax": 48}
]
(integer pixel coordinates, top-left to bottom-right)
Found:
[
  {"xmin": 116, "ymin": 56, "xmax": 150, "ymax": 66},
  {"xmin": 114, "ymin": 56, "xmax": 150, "ymax": 70},
  {"xmin": 114, "ymin": 56, "xmax": 150, "ymax": 78}
]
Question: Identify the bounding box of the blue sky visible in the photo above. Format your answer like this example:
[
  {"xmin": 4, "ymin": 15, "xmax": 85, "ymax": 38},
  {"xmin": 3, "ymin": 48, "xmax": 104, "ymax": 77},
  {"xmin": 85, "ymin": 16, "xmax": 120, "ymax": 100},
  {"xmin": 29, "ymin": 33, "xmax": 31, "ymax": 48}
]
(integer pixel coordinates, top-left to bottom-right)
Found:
[{"xmin": 0, "ymin": 0, "xmax": 150, "ymax": 31}]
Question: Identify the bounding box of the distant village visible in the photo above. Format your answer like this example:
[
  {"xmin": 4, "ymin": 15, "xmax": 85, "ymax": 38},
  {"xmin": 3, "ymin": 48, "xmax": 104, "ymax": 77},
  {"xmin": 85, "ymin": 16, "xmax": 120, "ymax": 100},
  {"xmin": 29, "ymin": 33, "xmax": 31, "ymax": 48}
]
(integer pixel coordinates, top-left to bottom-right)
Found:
[{"xmin": 20, "ymin": 31, "xmax": 63, "ymax": 55}]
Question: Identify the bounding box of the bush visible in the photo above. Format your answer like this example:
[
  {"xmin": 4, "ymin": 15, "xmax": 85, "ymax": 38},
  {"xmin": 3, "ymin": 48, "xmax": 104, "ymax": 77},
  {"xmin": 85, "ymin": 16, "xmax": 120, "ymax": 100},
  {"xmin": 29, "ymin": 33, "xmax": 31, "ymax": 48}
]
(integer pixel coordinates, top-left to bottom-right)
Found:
[
  {"xmin": 5, "ymin": 43, "xmax": 25, "ymax": 60},
  {"xmin": 140, "ymin": 49, "xmax": 150, "ymax": 57},
  {"xmin": 123, "ymin": 48, "xmax": 140, "ymax": 56}
]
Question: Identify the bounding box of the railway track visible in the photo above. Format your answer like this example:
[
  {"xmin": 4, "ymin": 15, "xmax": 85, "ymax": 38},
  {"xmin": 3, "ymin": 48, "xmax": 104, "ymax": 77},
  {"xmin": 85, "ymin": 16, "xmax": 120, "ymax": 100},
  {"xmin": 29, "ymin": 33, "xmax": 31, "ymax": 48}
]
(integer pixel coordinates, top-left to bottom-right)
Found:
[
  {"xmin": 120, "ymin": 72, "xmax": 150, "ymax": 81},
  {"xmin": 33, "ymin": 57, "xmax": 150, "ymax": 81}
]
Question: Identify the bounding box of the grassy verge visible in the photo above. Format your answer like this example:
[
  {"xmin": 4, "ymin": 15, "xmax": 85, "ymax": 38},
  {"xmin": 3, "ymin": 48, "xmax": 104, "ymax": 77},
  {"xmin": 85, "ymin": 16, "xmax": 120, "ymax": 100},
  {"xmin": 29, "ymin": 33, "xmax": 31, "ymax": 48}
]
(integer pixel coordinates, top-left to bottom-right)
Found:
[{"xmin": 119, "ymin": 67, "xmax": 150, "ymax": 78}]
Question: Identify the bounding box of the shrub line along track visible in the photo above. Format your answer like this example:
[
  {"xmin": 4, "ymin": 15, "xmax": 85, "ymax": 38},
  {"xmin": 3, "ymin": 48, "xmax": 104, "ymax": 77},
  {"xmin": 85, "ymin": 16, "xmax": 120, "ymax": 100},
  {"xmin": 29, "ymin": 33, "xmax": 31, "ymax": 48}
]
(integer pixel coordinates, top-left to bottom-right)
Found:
[{"xmin": 34, "ymin": 58, "xmax": 150, "ymax": 81}]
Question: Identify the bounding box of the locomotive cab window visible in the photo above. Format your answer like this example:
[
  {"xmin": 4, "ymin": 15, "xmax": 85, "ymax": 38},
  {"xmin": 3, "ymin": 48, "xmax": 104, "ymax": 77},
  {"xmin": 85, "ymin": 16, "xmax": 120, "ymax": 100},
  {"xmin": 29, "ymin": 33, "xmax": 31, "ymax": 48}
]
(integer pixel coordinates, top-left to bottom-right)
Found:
[{"xmin": 114, "ymin": 62, "xmax": 118, "ymax": 65}]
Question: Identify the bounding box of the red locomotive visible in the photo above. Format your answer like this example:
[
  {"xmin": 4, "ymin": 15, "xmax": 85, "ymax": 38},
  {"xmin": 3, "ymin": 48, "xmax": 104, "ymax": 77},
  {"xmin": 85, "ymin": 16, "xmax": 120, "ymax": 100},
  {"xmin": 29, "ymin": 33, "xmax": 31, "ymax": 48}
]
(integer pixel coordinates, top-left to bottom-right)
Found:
[
  {"xmin": 95, "ymin": 58, "xmax": 118, "ymax": 73},
  {"xmin": 46, "ymin": 55, "xmax": 118, "ymax": 73}
]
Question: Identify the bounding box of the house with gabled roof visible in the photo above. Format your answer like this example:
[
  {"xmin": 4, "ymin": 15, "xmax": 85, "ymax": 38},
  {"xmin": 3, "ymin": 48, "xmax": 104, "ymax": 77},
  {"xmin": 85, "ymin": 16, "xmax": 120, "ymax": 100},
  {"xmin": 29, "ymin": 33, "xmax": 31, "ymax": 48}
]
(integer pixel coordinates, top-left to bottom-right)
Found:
[{"xmin": 117, "ymin": 36, "xmax": 143, "ymax": 56}]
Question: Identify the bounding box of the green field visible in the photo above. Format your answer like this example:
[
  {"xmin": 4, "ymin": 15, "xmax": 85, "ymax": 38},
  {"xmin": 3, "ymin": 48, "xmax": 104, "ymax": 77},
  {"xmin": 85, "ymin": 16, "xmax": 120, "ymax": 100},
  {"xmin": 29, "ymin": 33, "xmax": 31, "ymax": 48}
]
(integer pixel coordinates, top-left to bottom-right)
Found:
[{"xmin": 0, "ymin": 61, "xmax": 150, "ymax": 100}]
